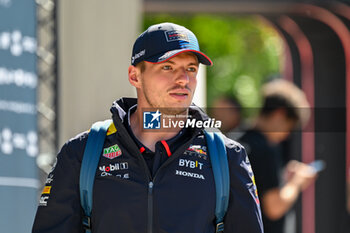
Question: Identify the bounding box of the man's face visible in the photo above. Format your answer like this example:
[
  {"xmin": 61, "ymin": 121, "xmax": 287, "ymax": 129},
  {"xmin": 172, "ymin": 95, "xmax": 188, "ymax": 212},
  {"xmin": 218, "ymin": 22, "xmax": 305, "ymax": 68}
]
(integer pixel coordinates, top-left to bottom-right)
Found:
[
  {"xmin": 267, "ymin": 111, "xmax": 296, "ymax": 144},
  {"xmin": 135, "ymin": 52, "xmax": 199, "ymax": 114},
  {"xmin": 211, "ymin": 98, "xmax": 241, "ymax": 133}
]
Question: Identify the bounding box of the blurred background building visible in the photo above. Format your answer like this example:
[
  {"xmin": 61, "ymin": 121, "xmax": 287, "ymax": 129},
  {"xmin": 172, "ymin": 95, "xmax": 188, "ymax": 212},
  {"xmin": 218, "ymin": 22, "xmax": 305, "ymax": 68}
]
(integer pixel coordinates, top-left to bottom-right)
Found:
[{"xmin": 0, "ymin": 0, "xmax": 350, "ymax": 232}]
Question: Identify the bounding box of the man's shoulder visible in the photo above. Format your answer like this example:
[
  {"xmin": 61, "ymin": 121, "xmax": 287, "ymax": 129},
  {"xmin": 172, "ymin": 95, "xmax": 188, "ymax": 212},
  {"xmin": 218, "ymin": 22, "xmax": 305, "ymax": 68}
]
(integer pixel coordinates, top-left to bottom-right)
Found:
[
  {"xmin": 200, "ymin": 130, "xmax": 245, "ymax": 156},
  {"xmin": 221, "ymin": 134, "xmax": 256, "ymax": 190},
  {"xmin": 67, "ymin": 130, "xmax": 89, "ymax": 145},
  {"xmin": 61, "ymin": 130, "xmax": 89, "ymax": 158},
  {"xmin": 217, "ymin": 134, "xmax": 250, "ymax": 166},
  {"xmin": 65, "ymin": 119, "xmax": 116, "ymax": 148},
  {"xmin": 63, "ymin": 120, "xmax": 118, "ymax": 157},
  {"xmin": 222, "ymin": 134, "xmax": 245, "ymax": 154}
]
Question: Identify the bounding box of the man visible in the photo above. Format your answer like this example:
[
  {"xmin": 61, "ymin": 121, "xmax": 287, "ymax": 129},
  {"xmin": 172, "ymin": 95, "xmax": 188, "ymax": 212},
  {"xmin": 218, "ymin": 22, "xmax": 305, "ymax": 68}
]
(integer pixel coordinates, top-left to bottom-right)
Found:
[
  {"xmin": 239, "ymin": 79, "xmax": 317, "ymax": 233},
  {"xmin": 32, "ymin": 22, "xmax": 263, "ymax": 233},
  {"xmin": 210, "ymin": 95, "xmax": 243, "ymax": 140}
]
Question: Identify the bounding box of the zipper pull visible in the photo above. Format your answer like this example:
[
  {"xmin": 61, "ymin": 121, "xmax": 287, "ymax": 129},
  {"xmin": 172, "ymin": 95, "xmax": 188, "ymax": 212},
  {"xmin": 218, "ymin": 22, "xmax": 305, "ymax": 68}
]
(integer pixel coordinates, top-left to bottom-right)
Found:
[
  {"xmin": 149, "ymin": 181, "xmax": 154, "ymax": 191},
  {"xmin": 148, "ymin": 181, "xmax": 154, "ymax": 233}
]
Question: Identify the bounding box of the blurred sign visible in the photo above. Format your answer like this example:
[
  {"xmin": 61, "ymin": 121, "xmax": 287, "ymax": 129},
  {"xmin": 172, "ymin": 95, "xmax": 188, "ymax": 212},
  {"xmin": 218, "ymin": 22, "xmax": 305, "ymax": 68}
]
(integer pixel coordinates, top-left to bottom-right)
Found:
[{"xmin": 0, "ymin": 0, "xmax": 39, "ymax": 232}]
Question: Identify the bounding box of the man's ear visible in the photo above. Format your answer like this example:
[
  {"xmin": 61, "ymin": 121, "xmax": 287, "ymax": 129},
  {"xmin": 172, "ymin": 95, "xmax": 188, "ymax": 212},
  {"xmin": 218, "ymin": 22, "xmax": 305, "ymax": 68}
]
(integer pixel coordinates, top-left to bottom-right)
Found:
[{"xmin": 128, "ymin": 65, "xmax": 141, "ymax": 88}]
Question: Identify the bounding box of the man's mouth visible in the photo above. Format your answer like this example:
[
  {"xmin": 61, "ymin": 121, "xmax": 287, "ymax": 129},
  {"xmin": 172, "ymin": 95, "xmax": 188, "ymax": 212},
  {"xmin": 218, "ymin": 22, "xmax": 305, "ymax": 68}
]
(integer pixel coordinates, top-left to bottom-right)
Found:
[{"xmin": 169, "ymin": 92, "xmax": 189, "ymax": 100}]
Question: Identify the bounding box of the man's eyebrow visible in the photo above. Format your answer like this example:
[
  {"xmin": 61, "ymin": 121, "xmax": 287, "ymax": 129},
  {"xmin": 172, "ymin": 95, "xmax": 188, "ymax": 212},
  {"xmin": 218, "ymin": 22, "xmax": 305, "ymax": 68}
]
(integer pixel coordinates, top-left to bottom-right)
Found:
[
  {"xmin": 163, "ymin": 60, "xmax": 175, "ymax": 65},
  {"xmin": 188, "ymin": 62, "xmax": 199, "ymax": 66},
  {"xmin": 162, "ymin": 60, "xmax": 199, "ymax": 66}
]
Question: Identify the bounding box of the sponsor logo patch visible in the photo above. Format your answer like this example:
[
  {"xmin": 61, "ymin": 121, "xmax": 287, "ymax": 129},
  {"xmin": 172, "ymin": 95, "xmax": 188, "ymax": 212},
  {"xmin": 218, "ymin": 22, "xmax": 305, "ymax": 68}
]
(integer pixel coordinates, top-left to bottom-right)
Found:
[
  {"xmin": 131, "ymin": 49, "xmax": 146, "ymax": 64},
  {"xmin": 158, "ymin": 51, "xmax": 173, "ymax": 61},
  {"xmin": 117, "ymin": 173, "xmax": 129, "ymax": 179},
  {"xmin": 45, "ymin": 174, "xmax": 53, "ymax": 184},
  {"xmin": 175, "ymin": 170, "xmax": 205, "ymax": 180},
  {"xmin": 99, "ymin": 162, "xmax": 128, "ymax": 172},
  {"xmin": 184, "ymin": 145, "xmax": 208, "ymax": 160},
  {"xmin": 106, "ymin": 123, "xmax": 117, "ymax": 136},
  {"xmin": 39, "ymin": 196, "xmax": 49, "ymax": 206},
  {"xmin": 179, "ymin": 159, "xmax": 203, "ymax": 170},
  {"xmin": 100, "ymin": 171, "xmax": 130, "ymax": 179},
  {"xmin": 252, "ymin": 175, "xmax": 259, "ymax": 204},
  {"xmin": 103, "ymin": 144, "xmax": 122, "ymax": 159},
  {"xmin": 165, "ymin": 30, "xmax": 189, "ymax": 42},
  {"xmin": 42, "ymin": 186, "xmax": 51, "ymax": 194},
  {"xmin": 187, "ymin": 145, "xmax": 207, "ymax": 155}
]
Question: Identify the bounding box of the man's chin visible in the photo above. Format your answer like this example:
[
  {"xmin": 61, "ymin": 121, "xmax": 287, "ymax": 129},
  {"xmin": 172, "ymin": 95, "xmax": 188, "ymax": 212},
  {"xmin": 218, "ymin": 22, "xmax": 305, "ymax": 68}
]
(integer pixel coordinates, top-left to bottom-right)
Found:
[{"xmin": 162, "ymin": 107, "xmax": 188, "ymax": 115}]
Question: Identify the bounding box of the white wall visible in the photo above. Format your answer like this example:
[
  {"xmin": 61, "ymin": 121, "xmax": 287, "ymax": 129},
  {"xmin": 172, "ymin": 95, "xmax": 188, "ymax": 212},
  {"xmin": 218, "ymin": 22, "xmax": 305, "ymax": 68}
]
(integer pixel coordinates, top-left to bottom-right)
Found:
[{"xmin": 58, "ymin": 0, "xmax": 142, "ymax": 145}]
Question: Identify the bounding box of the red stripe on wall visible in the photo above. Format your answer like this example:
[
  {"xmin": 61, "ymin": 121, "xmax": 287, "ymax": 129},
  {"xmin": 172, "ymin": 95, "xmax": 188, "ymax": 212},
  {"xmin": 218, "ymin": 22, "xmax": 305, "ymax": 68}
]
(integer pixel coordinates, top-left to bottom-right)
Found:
[
  {"xmin": 279, "ymin": 15, "xmax": 315, "ymax": 233},
  {"xmin": 331, "ymin": 1, "xmax": 350, "ymax": 184}
]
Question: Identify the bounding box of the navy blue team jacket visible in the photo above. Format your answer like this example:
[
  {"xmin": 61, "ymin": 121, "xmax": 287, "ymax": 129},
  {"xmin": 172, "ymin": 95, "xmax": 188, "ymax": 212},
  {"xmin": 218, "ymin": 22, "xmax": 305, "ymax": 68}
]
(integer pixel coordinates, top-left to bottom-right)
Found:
[{"xmin": 32, "ymin": 98, "xmax": 264, "ymax": 233}]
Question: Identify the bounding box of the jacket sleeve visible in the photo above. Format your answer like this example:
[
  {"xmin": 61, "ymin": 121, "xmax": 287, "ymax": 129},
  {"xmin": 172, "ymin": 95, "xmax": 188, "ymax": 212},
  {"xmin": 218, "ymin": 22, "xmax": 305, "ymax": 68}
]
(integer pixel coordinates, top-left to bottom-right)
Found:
[
  {"xmin": 32, "ymin": 135, "xmax": 86, "ymax": 233},
  {"xmin": 223, "ymin": 139, "xmax": 264, "ymax": 233}
]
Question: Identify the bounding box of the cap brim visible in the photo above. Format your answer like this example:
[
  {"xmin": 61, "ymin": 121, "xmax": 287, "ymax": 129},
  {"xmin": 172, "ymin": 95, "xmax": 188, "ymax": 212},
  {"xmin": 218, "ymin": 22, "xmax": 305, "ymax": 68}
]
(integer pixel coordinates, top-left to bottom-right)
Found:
[{"xmin": 145, "ymin": 49, "xmax": 213, "ymax": 66}]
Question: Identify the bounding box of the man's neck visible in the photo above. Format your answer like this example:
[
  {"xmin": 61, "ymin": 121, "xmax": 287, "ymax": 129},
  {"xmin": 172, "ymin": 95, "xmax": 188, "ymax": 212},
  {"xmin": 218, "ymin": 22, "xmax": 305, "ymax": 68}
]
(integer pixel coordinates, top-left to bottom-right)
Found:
[{"xmin": 129, "ymin": 109, "xmax": 186, "ymax": 152}]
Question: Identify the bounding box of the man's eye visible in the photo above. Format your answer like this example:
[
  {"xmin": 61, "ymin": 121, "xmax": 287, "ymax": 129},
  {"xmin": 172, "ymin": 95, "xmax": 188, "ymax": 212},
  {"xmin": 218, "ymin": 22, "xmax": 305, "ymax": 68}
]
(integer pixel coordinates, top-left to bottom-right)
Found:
[
  {"xmin": 187, "ymin": 67, "xmax": 197, "ymax": 72},
  {"xmin": 162, "ymin": 65, "xmax": 172, "ymax": 70}
]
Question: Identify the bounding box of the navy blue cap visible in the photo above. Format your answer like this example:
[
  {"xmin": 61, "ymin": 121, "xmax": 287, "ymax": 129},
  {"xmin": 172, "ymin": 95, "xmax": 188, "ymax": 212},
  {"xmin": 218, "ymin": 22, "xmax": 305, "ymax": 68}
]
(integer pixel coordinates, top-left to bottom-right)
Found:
[{"xmin": 131, "ymin": 22, "xmax": 212, "ymax": 66}]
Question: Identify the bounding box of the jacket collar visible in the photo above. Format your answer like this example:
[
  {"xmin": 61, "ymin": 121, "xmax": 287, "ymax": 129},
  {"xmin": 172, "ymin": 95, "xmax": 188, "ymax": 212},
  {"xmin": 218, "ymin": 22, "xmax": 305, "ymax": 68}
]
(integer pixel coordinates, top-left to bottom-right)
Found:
[{"xmin": 110, "ymin": 98, "xmax": 137, "ymax": 122}]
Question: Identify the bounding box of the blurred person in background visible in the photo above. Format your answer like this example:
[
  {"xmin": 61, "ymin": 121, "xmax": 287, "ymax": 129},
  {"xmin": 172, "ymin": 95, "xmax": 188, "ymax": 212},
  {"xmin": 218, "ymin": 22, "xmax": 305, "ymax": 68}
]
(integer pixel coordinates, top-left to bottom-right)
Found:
[
  {"xmin": 239, "ymin": 79, "xmax": 318, "ymax": 233},
  {"xmin": 210, "ymin": 95, "xmax": 244, "ymax": 140},
  {"xmin": 32, "ymin": 22, "xmax": 263, "ymax": 233}
]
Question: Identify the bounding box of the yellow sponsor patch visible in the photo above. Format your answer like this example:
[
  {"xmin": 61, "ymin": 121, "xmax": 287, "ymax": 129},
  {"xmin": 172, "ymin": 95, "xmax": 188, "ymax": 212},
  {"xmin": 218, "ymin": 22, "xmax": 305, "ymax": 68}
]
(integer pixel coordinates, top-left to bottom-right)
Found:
[
  {"xmin": 252, "ymin": 175, "xmax": 256, "ymax": 186},
  {"xmin": 252, "ymin": 175, "xmax": 259, "ymax": 197},
  {"xmin": 42, "ymin": 186, "xmax": 51, "ymax": 194},
  {"xmin": 107, "ymin": 122, "xmax": 117, "ymax": 136}
]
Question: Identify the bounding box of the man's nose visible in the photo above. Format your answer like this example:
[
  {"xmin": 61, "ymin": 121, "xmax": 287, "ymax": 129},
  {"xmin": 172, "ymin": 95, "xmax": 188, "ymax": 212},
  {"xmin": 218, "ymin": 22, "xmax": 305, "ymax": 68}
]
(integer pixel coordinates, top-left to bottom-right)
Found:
[{"xmin": 175, "ymin": 68, "xmax": 190, "ymax": 85}]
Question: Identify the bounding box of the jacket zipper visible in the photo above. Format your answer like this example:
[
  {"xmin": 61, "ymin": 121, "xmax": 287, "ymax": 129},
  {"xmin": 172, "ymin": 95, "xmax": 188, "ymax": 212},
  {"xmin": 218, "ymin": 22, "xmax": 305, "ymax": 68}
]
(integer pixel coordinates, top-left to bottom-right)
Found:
[
  {"xmin": 146, "ymin": 135, "xmax": 200, "ymax": 233},
  {"xmin": 112, "ymin": 109, "xmax": 201, "ymax": 232},
  {"xmin": 148, "ymin": 181, "xmax": 154, "ymax": 233}
]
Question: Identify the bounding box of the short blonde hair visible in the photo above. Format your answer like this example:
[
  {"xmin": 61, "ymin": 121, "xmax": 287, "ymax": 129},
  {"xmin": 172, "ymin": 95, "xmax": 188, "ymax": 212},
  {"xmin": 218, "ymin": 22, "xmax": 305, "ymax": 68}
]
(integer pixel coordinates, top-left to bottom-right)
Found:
[{"xmin": 136, "ymin": 61, "xmax": 146, "ymax": 73}]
